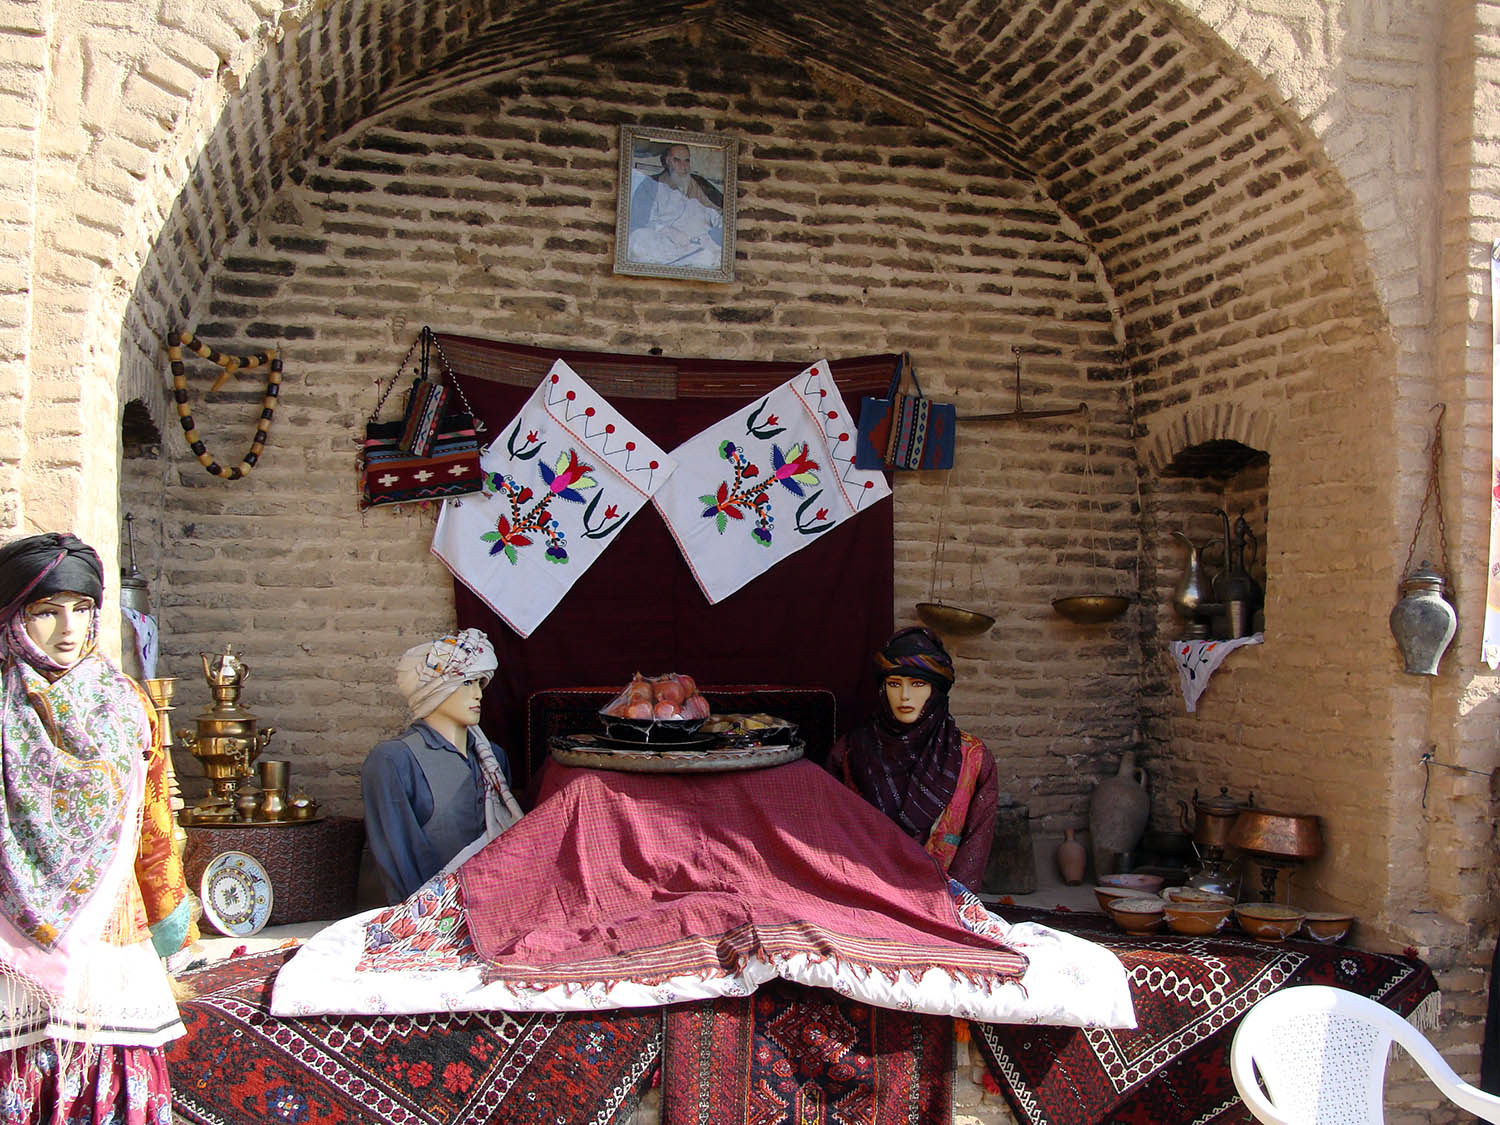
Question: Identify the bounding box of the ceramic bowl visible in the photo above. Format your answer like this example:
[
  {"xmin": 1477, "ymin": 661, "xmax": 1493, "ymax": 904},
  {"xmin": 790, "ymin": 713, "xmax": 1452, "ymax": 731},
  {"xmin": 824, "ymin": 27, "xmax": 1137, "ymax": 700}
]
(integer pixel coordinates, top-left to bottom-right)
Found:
[
  {"xmin": 1108, "ymin": 897, "xmax": 1166, "ymax": 933},
  {"xmin": 1301, "ymin": 911, "xmax": 1354, "ymax": 943},
  {"xmin": 1162, "ymin": 885, "xmax": 1234, "ymax": 906},
  {"xmin": 1094, "ymin": 885, "xmax": 1139, "ymax": 912},
  {"xmin": 1098, "ymin": 872, "xmax": 1166, "ymax": 896},
  {"xmin": 1163, "ymin": 900, "xmax": 1232, "ymax": 936},
  {"xmin": 1234, "ymin": 902, "xmax": 1306, "ymax": 941}
]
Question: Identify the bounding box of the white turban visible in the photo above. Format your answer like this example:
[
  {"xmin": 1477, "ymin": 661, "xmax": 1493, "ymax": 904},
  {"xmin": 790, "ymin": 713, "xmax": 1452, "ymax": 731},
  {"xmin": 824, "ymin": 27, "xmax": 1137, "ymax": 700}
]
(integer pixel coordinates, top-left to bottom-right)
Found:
[{"xmin": 396, "ymin": 628, "xmax": 498, "ymax": 720}]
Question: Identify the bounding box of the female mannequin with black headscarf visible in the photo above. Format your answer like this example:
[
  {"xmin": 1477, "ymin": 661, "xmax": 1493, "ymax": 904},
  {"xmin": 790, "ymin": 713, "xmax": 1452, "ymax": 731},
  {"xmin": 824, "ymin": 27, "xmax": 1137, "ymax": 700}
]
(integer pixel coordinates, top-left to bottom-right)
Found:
[
  {"xmin": 0, "ymin": 532, "xmax": 194, "ymax": 1122},
  {"xmin": 826, "ymin": 627, "xmax": 999, "ymax": 889}
]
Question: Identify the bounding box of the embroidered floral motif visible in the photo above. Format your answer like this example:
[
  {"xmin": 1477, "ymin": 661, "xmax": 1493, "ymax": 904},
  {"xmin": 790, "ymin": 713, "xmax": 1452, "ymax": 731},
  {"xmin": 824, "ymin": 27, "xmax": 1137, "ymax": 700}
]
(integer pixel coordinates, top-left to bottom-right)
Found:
[
  {"xmin": 479, "ymin": 443, "xmax": 626, "ymax": 565},
  {"xmin": 699, "ymin": 434, "xmax": 831, "ymax": 546}
]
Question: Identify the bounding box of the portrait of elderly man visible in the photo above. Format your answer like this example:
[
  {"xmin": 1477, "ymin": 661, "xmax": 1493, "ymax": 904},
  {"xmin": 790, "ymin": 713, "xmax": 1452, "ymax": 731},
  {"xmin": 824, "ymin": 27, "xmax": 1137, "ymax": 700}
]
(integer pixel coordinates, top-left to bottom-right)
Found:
[{"xmin": 627, "ymin": 142, "xmax": 726, "ymax": 270}]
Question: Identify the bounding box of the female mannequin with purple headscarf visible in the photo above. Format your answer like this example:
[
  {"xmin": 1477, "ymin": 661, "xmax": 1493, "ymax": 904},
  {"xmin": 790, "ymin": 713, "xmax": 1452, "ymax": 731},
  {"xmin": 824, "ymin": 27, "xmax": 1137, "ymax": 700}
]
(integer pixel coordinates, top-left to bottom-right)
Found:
[
  {"xmin": 827, "ymin": 627, "xmax": 999, "ymax": 889},
  {"xmin": 0, "ymin": 532, "xmax": 194, "ymax": 1123}
]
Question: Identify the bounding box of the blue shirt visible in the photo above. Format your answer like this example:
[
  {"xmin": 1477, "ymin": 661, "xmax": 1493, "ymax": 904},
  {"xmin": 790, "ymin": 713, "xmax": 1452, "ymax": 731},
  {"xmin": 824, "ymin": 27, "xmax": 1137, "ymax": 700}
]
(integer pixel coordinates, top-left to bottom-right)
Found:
[{"xmin": 360, "ymin": 722, "xmax": 511, "ymax": 904}]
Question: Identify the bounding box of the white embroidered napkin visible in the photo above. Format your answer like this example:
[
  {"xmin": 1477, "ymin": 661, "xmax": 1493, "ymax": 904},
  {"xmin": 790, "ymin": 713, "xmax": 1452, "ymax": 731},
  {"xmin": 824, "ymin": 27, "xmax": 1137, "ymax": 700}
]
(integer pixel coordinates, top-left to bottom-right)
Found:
[
  {"xmin": 1170, "ymin": 633, "xmax": 1263, "ymax": 712},
  {"xmin": 653, "ymin": 359, "xmax": 892, "ymax": 604},
  {"xmin": 433, "ymin": 359, "xmax": 676, "ymax": 637}
]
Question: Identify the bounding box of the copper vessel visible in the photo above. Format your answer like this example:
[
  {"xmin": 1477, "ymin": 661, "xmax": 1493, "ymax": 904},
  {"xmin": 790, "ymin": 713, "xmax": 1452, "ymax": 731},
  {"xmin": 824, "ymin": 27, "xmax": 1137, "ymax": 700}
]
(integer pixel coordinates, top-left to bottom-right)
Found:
[
  {"xmin": 1228, "ymin": 809, "xmax": 1323, "ymax": 860},
  {"xmin": 1229, "ymin": 808, "xmax": 1323, "ymax": 902}
]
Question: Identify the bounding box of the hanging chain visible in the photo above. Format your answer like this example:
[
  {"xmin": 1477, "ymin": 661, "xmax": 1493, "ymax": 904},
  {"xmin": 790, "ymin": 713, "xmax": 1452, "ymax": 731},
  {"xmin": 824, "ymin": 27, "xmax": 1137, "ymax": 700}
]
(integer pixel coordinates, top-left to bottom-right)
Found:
[
  {"xmin": 928, "ymin": 469, "xmax": 954, "ymax": 602},
  {"xmin": 366, "ymin": 327, "xmax": 483, "ymax": 429},
  {"xmin": 1081, "ymin": 406, "xmax": 1101, "ymax": 572},
  {"xmin": 1400, "ymin": 403, "xmax": 1450, "ymax": 585}
]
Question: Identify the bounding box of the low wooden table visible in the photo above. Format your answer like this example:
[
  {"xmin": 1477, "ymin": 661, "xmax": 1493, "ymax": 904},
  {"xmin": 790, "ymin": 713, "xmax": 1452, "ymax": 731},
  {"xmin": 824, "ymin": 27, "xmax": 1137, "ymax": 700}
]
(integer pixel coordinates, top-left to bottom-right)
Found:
[{"xmin": 184, "ymin": 816, "xmax": 365, "ymax": 930}]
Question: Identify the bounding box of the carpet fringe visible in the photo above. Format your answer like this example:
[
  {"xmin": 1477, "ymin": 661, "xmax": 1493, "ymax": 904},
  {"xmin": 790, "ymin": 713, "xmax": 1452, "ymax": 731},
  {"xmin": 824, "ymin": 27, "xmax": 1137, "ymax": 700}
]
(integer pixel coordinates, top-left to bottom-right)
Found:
[{"xmin": 1407, "ymin": 990, "xmax": 1441, "ymax": 1033}]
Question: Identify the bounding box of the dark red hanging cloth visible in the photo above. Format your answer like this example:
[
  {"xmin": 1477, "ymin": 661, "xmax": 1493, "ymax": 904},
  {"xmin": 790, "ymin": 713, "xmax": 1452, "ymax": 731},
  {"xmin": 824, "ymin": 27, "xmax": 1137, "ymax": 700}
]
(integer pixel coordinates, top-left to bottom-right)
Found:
[{"xmin": 436, "ymin": 334, "xmax": 898, "ymax": 789}]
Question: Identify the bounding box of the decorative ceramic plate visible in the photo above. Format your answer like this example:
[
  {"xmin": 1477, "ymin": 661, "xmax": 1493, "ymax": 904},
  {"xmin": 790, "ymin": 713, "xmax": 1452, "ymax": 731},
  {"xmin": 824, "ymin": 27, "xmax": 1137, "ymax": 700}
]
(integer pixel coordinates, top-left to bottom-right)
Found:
[{"xmin": 200, "ymin": 850, "xmax": 273, "ymax": 936}]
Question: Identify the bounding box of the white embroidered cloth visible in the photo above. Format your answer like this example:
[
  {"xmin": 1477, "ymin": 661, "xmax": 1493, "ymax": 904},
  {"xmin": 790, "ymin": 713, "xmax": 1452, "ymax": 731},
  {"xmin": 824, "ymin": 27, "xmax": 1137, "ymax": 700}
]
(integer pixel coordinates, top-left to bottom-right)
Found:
[
  {"xmin": 1170, "ymin": 633, "xmax": 1264, "ymax": 712},
  {"xmin": 433, "ymin": 360, "xmax": 676, "ymax": 637},
  {"xmin": 122, "ymin": 607, "xmax": 158, "ymax": 680},
  {"xmin": 652, "ymin": 359, "xmax": 891, "ymax": 604},
  {"xmin": 269, "ymin": 875, "xmax": 1133, "ymax": 1028}
]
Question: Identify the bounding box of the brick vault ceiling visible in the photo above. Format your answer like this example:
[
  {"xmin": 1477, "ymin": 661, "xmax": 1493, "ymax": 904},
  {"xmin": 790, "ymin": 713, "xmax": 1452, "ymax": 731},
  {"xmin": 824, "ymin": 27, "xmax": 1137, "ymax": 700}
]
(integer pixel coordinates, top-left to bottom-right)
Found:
[
  {"xmin": 364, "ymin": 0, "xmax": 1352, "ymax": 251},
  {"xmin": 142, "ymin": 0, "xmax": 1378, "ymax": 413}
]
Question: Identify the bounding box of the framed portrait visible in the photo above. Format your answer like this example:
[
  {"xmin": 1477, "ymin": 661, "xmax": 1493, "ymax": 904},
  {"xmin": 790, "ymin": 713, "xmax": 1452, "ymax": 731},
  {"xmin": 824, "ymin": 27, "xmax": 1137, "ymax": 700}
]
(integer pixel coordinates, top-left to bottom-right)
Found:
[{"xmin": 614, "ymin": 125, "xmax": 737, "ymax": 284}]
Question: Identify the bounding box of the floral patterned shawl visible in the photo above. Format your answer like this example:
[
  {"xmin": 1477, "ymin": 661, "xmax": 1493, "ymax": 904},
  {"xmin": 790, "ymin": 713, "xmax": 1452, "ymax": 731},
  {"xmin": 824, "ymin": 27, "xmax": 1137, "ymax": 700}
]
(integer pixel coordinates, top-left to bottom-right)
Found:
[{"xmin": 0, "ymin": 602, "xmax": 147, "ymax": 997}]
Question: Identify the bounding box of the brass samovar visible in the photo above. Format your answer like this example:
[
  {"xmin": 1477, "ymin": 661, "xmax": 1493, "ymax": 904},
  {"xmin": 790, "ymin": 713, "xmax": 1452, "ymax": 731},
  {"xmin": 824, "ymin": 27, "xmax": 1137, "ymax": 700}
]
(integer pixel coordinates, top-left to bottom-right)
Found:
[{"xmin": 178, "ymin": 644, "xmax": 275, "ymax": 822}]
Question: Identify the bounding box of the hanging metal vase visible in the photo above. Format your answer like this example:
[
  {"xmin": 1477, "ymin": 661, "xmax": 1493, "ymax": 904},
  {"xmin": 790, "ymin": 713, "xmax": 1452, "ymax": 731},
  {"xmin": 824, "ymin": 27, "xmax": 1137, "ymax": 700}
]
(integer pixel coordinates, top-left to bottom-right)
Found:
[
  {"xmin": 1390, "ymin": 404, "xmax": 1455, "ymax": 676},
  {"xmin": 1390, "ymin": 562, "xmax": 1456, "ymax": 675}
]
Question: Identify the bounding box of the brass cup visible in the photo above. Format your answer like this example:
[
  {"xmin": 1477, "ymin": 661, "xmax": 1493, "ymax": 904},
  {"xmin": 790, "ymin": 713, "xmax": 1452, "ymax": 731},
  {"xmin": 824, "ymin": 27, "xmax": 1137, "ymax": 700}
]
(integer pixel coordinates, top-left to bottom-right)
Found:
[{"xmin": 258, "ymin": 759, "xmax": 290, "ymax": 792}]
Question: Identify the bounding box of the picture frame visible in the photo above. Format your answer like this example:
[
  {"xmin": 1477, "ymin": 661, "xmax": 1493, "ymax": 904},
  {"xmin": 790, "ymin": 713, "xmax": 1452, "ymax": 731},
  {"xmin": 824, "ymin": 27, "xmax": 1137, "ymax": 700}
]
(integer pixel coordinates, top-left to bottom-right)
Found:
[{"xmin": 614, "ymin": 125, "xmax": 737, "ymax": 284}]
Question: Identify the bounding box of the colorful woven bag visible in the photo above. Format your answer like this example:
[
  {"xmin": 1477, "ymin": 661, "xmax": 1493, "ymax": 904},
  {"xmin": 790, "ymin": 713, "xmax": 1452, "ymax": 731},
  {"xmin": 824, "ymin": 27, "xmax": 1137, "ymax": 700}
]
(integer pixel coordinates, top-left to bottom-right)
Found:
[
  {"xmin": 359, "ymin": 327, "xmax": 485, "ymax": 510},
  {"xmin": 853, "ymin": 352, "xmax": 956, "ymax": 471}
]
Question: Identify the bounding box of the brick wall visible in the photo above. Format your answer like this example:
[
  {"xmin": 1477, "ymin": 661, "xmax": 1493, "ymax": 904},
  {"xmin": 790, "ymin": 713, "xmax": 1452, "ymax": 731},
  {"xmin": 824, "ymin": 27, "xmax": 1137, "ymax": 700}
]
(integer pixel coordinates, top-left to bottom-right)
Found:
[
  {"xmin": 7, "ymin": 0, "xmax": 1498, "ymax": 1115},
  {"xmin": 134, "ymin": 36, "xmax": 1137, "ymax": 829}
]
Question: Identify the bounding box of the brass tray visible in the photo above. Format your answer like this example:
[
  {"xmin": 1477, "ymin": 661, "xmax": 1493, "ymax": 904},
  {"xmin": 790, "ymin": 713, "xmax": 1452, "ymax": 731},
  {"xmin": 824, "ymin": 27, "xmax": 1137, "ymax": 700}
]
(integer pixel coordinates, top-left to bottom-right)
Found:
[
  {"xmin": 551, "ymin": 734, "xmax": 803, "ymax": 773},
  {"xmin": 181, "ymin": 810, "xmax": 326, "ymax": 828}
]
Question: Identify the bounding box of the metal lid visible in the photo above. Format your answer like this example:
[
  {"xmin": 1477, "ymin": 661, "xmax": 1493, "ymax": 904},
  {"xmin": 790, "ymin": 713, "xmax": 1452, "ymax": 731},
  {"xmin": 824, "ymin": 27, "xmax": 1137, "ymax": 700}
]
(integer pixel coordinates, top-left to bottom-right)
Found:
[
  {"xmin": 1399, "ymin": 562, "xmax": 1446, "ymax": 594},
  {"xmin": 1194, "ymin": 786, "xmax": 1246, "ymax": 815}
]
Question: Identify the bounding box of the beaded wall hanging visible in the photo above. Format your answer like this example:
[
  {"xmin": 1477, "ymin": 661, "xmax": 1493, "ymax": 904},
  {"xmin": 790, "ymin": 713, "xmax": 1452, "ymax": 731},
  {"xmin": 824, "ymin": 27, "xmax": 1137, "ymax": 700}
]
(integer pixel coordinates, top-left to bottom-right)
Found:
[{"xmin": 166, "ymin": 329, "xmax": 282, "ymax": 480}]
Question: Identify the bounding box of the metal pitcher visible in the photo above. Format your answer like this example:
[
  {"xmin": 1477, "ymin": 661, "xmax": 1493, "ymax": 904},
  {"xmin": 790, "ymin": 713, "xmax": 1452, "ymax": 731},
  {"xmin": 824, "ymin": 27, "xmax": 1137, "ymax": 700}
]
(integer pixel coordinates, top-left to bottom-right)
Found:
[{"xmin": 1171, "ymin": 531, "xmax": 1212, "ymax": 620}]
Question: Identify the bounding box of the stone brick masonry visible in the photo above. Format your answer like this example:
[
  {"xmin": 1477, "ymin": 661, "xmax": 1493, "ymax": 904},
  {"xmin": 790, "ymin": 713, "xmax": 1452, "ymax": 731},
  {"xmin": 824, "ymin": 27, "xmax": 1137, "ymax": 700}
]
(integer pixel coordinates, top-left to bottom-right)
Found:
[{"xmin": 7, "ymin": 0, "xmax": 1500, "ymax": 1118}]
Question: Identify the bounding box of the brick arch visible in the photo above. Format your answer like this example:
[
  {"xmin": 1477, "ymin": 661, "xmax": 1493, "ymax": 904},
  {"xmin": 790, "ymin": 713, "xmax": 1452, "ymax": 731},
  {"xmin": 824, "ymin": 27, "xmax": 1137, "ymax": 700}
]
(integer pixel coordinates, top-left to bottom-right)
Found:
[
  {"xmin": 1141, "ymin": 405, "xmax": 1275, "ymax": 476},
  {"xmin": 104, "ymin": 0, "xmax": 1388, "ymax": 442},
  {"xmin": 11, "ymin": 0, "xmax": 1395, "ymax": 586}
]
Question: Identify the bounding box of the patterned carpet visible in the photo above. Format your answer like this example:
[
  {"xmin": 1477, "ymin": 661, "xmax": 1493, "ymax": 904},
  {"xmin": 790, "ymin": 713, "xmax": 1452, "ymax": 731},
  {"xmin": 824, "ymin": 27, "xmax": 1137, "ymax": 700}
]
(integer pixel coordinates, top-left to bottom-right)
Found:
[
  {"xmin": 167, "ymin": 949, "xmax": 660, "ymax": 1125},
  {"xmin": 662, "ymin": 979, "xmax": 953, "ymax": 1125},
  {"xmin": 971, "ymin": 908, "xmax": 1439, "ymax": 1125},
  {"xmin": 167, "ymin": 910, "xmax": 1440, "ymax": 1125}
]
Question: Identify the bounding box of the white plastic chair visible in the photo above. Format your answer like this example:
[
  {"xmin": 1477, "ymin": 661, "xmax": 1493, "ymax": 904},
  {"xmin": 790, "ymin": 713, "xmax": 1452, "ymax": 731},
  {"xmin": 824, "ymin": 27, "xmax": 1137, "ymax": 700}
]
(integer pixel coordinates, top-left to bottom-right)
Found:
[{"xmin": 1229, "ymin": 984, "xmax": 1500, "ymax": 1123}]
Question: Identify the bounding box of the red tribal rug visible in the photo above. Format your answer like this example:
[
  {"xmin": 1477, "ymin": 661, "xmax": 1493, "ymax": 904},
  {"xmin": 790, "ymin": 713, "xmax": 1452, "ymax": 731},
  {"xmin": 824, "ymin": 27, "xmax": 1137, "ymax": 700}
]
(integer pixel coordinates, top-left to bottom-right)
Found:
[
  {"xmin": 166, "ymin": 949, "xmax": 660, "ymax": 1125},
  {"xmin": 972, "ymin": 907, "xmax": 1440, "ymax": 1125},
  {"xmin": 661, "ymin": 979, "xmax": 953, "ymax": 1125}
]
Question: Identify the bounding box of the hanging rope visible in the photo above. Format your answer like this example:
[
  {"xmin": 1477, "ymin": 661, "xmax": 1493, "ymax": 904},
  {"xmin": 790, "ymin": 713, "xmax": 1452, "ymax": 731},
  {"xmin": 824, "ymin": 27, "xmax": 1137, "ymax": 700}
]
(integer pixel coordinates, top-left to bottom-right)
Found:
[{"xmin": 166, "ymin": 329, "xmax": 282, "ymax": 480}]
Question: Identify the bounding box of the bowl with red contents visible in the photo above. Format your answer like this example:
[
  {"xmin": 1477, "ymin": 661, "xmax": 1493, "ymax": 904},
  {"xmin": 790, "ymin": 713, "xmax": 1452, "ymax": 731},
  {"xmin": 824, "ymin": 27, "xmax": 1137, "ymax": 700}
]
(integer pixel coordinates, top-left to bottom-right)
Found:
[{"xmin": 598, "ymin": 672, "xmax": 711, "ymax": 743}]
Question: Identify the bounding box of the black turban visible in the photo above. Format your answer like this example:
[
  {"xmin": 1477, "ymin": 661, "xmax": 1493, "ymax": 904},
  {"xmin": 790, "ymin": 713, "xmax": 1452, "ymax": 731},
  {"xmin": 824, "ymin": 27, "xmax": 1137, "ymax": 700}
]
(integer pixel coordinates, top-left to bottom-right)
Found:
[{"xmin": 0, "ymin": 533, "xmax": 105, "ymax": 618}]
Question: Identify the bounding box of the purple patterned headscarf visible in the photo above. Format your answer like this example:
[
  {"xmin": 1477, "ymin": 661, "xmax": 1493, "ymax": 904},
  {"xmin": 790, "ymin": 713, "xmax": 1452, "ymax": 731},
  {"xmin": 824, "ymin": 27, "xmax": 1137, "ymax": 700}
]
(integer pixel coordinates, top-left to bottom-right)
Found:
[
  {"xmin": 0, "ymin": 534, "xmax": 144, "ymax": 965},
  {"xmin": 842, "ymin": 628, "xmax": 965, "ymax": 843}
]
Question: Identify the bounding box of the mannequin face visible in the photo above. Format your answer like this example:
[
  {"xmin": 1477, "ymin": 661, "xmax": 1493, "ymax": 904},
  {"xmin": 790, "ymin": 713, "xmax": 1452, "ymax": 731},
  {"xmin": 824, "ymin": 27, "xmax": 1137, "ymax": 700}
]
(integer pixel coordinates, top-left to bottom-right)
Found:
[
  {"xmin": 883, "ymin": 675, "xmax": 933, "ymax": 724},
  {"xmin": 23, "ymin": 592, "xmax": 95, "ymax": 668},
  {"xmin": 427, "ymin": 677, "xmax": 485, "ymax": 730}
]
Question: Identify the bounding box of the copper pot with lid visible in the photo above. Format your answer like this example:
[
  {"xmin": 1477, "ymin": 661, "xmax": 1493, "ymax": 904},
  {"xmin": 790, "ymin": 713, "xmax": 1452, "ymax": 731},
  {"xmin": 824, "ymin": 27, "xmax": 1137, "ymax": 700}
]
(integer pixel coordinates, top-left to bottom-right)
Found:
[{"xmin": 1179, "ymin": 786, "xmax": 1253, "ymax": 853}]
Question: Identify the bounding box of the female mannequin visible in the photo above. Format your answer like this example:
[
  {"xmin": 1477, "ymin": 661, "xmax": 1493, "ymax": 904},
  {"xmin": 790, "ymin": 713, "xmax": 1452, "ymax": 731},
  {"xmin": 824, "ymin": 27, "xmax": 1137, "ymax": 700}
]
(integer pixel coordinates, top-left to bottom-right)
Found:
[
  {"xmin": 0, "ymin": 532, "xmax": 193, "ymax": 1122},
  {"xmin": 361, "ymin": 629, "xmax": 524, "ymax": 903},
  {"xmin": 826, "ymin": 626, "xmax": 999, "ymax": 888}
]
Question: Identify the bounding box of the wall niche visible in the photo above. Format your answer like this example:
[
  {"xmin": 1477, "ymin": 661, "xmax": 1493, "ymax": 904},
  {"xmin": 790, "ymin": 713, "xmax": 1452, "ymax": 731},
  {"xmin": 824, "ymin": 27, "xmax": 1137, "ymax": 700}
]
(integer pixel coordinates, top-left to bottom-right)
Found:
[{"xmin": 1161, "ymin": 440, "xmax": 1269, "ymax": 639}]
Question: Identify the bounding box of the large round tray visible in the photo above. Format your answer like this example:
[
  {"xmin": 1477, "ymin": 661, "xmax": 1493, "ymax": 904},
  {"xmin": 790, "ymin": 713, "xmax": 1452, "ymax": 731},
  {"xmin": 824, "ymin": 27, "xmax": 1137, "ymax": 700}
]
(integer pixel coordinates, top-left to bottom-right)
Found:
[{"xmin": 551, "ymin": 734, "xmax": 803, "ymax": 773}]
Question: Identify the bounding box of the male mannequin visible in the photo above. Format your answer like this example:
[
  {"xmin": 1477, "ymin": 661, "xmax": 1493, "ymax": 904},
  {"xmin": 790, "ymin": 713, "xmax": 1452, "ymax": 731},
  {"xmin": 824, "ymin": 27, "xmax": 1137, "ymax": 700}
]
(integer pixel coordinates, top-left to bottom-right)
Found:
[{"xmin": 361, "ymin": 629, "xmax": 523, "ymax": 903}]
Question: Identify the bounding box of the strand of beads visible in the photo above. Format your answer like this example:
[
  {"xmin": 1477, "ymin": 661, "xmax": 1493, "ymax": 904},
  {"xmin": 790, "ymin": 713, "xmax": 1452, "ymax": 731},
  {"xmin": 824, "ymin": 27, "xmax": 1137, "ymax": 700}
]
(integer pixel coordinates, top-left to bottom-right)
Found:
[{"xmin": 167, "ymin": 329, "xmax": 282, "ymax": 480}]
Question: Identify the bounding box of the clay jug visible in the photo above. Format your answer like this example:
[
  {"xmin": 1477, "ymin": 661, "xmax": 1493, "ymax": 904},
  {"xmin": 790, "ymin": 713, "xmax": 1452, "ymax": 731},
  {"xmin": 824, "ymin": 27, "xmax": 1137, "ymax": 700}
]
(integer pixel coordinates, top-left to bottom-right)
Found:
[
  {"xmin": 1055, "ymin": 829, "xmax": 1087, "ymax": 886},
  {"xmin": 1088, "ymin": 751, "xmax": 1150, "ymax": 878}
]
